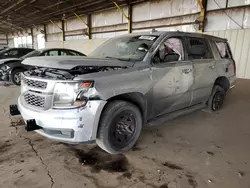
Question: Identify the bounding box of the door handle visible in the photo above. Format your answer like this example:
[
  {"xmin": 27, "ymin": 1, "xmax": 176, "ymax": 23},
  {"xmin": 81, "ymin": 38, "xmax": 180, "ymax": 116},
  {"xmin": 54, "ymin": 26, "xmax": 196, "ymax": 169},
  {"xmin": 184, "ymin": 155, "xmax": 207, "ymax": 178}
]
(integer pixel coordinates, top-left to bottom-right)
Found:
[
  {"xmin": 209, "ymin": 65, "xmax": 215, "ymax": 69},
  {"xmin": 182, "ymin": 68, "xmax": 192, "ymax": 74}
]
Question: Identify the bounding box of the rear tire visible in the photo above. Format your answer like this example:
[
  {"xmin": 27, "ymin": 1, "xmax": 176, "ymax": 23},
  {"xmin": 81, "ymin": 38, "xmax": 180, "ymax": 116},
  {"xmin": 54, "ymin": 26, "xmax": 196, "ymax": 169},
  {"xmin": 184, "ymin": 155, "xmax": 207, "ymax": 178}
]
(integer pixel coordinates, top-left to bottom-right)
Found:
[
  {"xmin": 11, "ymin": 68, "xmax": 24, "ymax": 86},
  {"xmin": 96, "ymin": 100, "xmax": 142, "ymax": 154},
  {"xmin": 207, "ymin": 85, "xmax": 226, "ymax": 111}
]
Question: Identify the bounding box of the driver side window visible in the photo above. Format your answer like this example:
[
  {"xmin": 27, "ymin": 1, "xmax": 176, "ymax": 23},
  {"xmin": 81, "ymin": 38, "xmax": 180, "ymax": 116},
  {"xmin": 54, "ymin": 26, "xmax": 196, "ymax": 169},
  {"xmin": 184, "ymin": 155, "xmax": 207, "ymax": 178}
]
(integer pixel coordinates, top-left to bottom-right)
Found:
[{"xmin": 153, "ymin": 37, "xmax": 184, "ymax": 64}]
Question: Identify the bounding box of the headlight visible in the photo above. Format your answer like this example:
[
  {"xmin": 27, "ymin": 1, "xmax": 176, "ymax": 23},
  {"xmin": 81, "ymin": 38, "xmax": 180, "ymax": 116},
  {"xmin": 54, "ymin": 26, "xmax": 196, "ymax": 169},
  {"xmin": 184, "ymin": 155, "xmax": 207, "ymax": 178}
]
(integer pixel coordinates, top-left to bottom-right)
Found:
[
  {"xmin": 52, "ymin": 81, "xmax": 93, "ymax": 109},
  {"xmin": 20, "ymin": 76, "xmax": 28, "ymax": 94},
  {"xmin": 20, "ymin": 83, "xmax": 28, "ymax": 94}
]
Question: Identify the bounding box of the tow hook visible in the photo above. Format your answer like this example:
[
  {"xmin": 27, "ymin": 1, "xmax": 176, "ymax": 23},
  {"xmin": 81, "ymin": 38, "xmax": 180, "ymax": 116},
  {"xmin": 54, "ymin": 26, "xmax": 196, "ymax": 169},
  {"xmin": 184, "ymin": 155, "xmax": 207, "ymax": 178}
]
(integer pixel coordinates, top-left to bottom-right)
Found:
[
  {"xmin": 25, "ymin": 119, "xmax": 42, "ymax": 132},
  {"xmin": 9, "ymin": 104, "xmax": 20, "ymax": 116}
]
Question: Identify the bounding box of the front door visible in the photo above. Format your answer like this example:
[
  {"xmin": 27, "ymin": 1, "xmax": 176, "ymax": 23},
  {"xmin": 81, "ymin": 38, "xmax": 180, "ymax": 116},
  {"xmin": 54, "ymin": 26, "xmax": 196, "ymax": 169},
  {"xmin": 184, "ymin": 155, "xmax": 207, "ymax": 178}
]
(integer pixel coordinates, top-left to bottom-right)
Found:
[
  {"xmin": 151, "ymin": 37, "xmax": 194, "ymax": 117},
  {"xmin": 185, "ymin": 37, "xmax": 217, "ymax": 105}
]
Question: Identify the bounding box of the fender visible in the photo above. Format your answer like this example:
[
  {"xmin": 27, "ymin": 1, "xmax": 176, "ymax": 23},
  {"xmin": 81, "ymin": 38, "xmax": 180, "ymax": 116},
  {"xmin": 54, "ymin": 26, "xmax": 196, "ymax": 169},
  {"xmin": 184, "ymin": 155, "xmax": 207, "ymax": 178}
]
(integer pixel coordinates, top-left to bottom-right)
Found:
[{"xmin": 8, "ymin": 66, "xmax": 27, "ymax": 80}]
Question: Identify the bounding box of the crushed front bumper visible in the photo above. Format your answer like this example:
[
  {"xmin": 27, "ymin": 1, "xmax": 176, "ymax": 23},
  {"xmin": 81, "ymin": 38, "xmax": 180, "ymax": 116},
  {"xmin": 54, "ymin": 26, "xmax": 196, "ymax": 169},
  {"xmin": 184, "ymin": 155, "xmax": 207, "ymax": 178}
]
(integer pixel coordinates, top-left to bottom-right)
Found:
[
  {"xmin": 0, "ymin": 69, "xmax": 9, "ymax": 81},
  {"xmin": 18, "ymin": 97, "xmax": 106, "ymax": 144}
]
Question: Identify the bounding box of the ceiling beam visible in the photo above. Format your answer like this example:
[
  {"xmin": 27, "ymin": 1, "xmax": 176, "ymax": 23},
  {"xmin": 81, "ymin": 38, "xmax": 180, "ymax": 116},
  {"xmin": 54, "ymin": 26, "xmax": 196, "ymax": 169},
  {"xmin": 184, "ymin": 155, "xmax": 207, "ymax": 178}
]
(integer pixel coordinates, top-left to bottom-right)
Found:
[
  {"xmin": 0, "ymin": 0, "xmax": 25, "ymax": 16},
  {"xmin": 20, "ymin": 0, "xmax": 104, "ymax": 24}
]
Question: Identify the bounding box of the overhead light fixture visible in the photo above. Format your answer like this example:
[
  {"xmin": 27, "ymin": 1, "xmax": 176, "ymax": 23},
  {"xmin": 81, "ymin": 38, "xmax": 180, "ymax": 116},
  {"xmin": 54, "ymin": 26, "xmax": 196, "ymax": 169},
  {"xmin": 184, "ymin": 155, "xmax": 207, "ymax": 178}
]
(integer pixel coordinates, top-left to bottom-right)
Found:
[{"xmin": 62, "ymin": 14, "xmax": 66, "ymax": 20}]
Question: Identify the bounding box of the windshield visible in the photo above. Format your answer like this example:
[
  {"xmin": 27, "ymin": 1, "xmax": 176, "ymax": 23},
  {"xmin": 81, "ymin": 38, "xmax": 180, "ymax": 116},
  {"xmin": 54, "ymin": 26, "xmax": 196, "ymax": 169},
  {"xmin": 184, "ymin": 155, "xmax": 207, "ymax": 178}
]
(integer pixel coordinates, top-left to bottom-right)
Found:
[
  {"xmin": 89, "ymin": 35, "xmax": 158, "ymax": 61},
  {"xmin": 21, "ymin": 50, "xmax": 42, "ymax": 59}
]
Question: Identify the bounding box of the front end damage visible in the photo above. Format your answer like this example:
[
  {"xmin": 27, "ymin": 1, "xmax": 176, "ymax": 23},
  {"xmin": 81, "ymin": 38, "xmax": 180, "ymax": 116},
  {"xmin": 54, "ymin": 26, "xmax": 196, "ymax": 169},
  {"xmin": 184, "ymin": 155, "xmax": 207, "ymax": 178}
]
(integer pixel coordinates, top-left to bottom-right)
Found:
[
  {"xmin": 0, "ymin": 65, "xmax": 10, "ymax": 81},
  {"xmin": 10, "ymin": 57, "xmax": 132, "ymax": 143}
]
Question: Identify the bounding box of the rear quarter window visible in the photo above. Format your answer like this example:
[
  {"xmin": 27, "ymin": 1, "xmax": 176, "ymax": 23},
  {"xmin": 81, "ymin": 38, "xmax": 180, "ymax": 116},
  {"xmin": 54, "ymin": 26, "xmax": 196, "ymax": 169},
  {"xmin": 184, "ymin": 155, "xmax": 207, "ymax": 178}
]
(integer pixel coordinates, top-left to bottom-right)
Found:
[{"xmin": 215, "ymin": 41, "xmax": 232, "ymax": 59}]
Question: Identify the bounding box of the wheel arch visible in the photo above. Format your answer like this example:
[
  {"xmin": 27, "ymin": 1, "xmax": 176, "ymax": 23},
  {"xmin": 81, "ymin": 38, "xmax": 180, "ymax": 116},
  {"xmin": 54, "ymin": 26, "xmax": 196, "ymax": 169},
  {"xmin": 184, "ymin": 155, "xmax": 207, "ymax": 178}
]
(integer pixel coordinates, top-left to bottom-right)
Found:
[
  {"xmin": 214, "ymin": 76, "xmax": 230, "ymax": 91},
  {"xmin": 105, "ymin": 92, "xmax": 148, "ymax": 125},
  {"xmin": 9, "ymin": 66, "xmax": 26, "ymax": 75}
]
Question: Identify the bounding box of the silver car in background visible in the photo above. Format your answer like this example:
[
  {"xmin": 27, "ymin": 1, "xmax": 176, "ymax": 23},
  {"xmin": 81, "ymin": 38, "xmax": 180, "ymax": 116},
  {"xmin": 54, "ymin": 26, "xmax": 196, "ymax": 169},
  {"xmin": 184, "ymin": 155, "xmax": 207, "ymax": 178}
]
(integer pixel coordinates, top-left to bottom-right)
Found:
[{"xmin": 10, "ymin": 31, "xmax": 236, "ymax": 154}]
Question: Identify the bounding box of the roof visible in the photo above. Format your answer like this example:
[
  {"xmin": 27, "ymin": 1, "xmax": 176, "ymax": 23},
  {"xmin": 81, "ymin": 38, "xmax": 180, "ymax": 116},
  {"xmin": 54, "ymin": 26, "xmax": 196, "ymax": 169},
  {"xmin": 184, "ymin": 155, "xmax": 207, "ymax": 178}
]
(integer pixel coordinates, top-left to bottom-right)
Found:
[
  {"xmin": 114, "ymin": 30, "xmax": 227, "ymax": 41},
  {"xmin": 2, "ymin": 47, "xmax": 34, "ymax": 50},
  {"xmin": 0, "ymin": 0, "xmax": 146, "ymax": 33},
  {"xmin": 37, "ymin": 48, "xmax": 82, "ymax": 51}
]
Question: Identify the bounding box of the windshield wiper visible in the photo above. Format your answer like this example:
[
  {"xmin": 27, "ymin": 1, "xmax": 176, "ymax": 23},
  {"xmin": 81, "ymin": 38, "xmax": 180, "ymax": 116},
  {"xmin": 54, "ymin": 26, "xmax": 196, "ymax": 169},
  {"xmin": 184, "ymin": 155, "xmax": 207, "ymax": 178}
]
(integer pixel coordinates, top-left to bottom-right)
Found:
[{"xmin": 104, "ymin": 56, "xmax": 132, "ymax": 61}]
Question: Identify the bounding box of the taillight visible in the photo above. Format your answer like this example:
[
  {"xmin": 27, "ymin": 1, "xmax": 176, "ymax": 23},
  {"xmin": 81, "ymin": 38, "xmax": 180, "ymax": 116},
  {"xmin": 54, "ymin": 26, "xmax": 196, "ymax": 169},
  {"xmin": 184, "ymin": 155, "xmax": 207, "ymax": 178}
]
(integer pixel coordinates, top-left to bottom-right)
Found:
[{"xmin": 233, "ymin": 61, "xmax": 236, "ymax": 74}]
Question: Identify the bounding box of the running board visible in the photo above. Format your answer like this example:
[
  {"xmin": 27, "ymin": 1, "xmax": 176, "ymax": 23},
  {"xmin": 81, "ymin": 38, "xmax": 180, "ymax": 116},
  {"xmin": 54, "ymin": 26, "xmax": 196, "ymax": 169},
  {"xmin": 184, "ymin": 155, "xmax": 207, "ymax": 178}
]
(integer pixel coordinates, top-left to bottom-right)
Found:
[{"xmin": 147, "ymin": 104, "xmax": 206, "ymax": 127}]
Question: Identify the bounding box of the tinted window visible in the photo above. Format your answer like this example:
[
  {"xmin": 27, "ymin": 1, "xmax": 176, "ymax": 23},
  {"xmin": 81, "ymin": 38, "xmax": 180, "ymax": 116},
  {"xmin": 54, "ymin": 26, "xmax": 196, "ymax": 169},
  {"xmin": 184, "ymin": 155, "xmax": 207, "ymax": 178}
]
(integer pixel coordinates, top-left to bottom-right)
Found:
[
  {"xmin": 21, "ymin": 50, "xmax": 42, "ymax": 59},
  {"xmin": 19, "ymin": 49, "xmax": 32, "ymax": 56},
  {"xmin": 153, "ymin": 37, "xmax": 184, "ymax": 64},
  {"xmin": 215, "ymin": 42, "xmax": 232, "ymax": 59},
  {"xmin": 187, "ymin": 37, "xmax": 212, "ymax": 60},
  {"xmin": 44, "ymin": 50, "xmax": 59, "ymax": 56},
  {"xmin": 8, "ymin": 49, "xmax": 19, "ymax": 56}
]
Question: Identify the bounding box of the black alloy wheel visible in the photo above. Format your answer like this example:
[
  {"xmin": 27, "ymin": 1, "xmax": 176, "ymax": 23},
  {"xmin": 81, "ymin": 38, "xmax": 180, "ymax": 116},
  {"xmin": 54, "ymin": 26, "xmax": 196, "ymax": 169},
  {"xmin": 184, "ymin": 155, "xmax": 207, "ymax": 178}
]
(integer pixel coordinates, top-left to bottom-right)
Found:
[{"xmin": 109, "ymin": 110, "xmax": 137, "ymax": 148}]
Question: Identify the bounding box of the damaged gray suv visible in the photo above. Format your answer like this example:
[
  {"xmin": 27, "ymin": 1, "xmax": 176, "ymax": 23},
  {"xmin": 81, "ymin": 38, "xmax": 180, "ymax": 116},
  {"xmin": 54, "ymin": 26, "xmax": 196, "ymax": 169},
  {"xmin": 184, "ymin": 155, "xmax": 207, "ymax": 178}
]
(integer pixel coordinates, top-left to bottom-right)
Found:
[{"xmin": 11, "ymin": 31, "xmax": 236, "ymax": 154}]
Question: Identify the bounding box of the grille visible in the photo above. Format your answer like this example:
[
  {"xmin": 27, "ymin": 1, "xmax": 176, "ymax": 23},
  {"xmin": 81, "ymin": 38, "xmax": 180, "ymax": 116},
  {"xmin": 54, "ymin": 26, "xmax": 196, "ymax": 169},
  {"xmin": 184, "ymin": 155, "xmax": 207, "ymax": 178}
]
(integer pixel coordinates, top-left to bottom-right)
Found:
[
  {"xmin": 24, "ymin": 93, "xmax": 45, "ymax": 108},
  {"xmin": 22, "ymin": 77, "xmax": 47, "ymax": 89}
]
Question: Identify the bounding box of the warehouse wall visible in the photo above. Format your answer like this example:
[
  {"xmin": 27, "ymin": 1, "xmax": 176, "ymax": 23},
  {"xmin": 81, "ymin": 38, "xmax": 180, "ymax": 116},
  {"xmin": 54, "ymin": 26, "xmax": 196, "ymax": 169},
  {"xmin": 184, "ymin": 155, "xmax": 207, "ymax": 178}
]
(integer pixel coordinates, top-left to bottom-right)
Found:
[
  {"xmin": 45, "ymin": 0, "xmax": 199, "ymax": 54},
  {"xmin": 206, "ymin": 29, "xmax": 250, "ymax": 79},
  {"xmin": 0, "ymin": 34, "xmax": 8, "ymax": 49},
  {"xmin": 7, "ymin": 0, "xmax": 250, "ymax": 78},
  {"xmin": 45, "ymin": 38, "xmax": 108, "ymax": 55}
]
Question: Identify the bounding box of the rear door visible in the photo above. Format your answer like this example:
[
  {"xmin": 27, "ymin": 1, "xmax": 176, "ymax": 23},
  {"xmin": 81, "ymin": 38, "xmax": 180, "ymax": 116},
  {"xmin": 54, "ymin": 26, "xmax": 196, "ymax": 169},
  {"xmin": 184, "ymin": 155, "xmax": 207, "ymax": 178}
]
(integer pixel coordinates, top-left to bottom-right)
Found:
[
  {"xmin": 151, "ymin": 36, "xmax": 194, "ymax": 117},
  {"xmin": 186, "ymin": 37, "xmax": 218, "ymax": 105}
]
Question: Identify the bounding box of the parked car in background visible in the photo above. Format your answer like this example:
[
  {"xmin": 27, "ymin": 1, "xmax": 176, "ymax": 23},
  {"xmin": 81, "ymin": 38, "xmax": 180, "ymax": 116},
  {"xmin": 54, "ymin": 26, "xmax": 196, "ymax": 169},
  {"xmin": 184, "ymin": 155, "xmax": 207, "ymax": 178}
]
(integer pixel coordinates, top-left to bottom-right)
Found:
[
  {"xmin": 0, "ymin": 48, "xmax": 34, "ymax": 59},
  {"xmin": 0, "ymin": 47, "xmax": 8, "ymax": 52},
  {"xmin": 11, "ymin": 31, "xmax": 236, "ymax": 154},
  {"xmin": 0, "ymin": 48, "xmax": 86, "ymax": 85}
]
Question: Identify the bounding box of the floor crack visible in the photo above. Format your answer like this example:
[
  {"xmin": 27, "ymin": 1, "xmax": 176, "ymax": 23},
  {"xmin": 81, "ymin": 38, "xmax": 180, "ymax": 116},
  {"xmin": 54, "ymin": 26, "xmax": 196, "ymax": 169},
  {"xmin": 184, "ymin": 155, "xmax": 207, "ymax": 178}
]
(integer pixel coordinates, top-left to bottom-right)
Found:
[
  {"xmin": 24, "ymin": 136, "xmax": 55, "ymax": 188},
  {"xmin": 8, "ymin": 112, "xmax": 55, "ymax": 188}
]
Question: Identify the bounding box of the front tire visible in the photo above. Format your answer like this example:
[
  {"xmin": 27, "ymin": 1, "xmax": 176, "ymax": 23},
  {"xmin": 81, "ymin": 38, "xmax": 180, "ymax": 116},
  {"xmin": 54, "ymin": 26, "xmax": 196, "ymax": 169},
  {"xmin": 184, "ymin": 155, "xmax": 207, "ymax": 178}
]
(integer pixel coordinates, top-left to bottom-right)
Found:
[
  {"xmin": 207, "ymin": 85, "xmax": 226, "ymax": 111},
  {"xmin": 96, "ymin": 100, "xmax": 142, "ymax": 154},
  {"xmin": 11, "ymin": 68, "xmax": 24, "ymax": 86}
]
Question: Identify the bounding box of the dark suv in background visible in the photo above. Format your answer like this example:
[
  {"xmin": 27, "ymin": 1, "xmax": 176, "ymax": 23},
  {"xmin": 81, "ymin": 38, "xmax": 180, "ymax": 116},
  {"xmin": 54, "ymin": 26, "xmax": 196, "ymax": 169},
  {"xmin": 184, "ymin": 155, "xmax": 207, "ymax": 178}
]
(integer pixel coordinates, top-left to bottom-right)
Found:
[
  {"xmin": 0, "ymin": 48, "xmax": 86, "ymax": 85},
  {"xmin": 0, "ymin": 48, "xmax": 34, "ymax": 59}
]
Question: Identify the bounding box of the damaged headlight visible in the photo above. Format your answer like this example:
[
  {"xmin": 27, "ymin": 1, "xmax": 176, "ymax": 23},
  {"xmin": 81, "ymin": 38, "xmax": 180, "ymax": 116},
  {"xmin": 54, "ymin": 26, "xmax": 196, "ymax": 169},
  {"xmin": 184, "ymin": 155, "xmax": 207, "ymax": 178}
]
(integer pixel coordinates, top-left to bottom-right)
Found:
[
  {"xmin": 20, "ymin": 75, "xmax": 28, "ymax": 94},
  {"xmin": 52, "ymin": 81, "xmax": 94, "ymax": 109}
]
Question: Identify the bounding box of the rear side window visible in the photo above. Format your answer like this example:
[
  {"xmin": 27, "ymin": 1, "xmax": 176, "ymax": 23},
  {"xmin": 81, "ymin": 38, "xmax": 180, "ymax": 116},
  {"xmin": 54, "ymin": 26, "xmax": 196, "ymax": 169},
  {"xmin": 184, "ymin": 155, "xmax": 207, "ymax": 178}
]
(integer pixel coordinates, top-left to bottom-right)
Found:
[
  {"xmin": 215, "ymin": 42, "xmax": 232, "ymax": 59},
  {"xmin": 61, "ymin": 50, "xmax": 82, "ymax": 56},
  {"xmin": 186, "ymin": 37, "xmax": 213, "ymax": 60},
  {"xmin": 44, "ymin": 50, "xmax": 60, "ymax": 56}
]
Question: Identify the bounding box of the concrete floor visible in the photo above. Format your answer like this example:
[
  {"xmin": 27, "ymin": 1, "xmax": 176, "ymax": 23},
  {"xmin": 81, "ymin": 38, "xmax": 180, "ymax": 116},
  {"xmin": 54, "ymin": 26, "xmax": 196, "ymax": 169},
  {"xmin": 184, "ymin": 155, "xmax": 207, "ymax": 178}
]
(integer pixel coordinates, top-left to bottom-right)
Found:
[{"xmin": 0, "ymin": 79, "xmax": 250, "ymax": 188}]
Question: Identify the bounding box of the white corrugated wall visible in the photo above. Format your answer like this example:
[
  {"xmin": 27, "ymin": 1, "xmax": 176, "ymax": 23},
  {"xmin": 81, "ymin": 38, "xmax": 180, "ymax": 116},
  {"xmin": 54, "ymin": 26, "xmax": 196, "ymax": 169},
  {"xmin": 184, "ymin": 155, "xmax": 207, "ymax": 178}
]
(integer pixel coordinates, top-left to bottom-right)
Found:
[{"xmin": 206, "ymin": 29, "xmax": 250, "ymax": 79}]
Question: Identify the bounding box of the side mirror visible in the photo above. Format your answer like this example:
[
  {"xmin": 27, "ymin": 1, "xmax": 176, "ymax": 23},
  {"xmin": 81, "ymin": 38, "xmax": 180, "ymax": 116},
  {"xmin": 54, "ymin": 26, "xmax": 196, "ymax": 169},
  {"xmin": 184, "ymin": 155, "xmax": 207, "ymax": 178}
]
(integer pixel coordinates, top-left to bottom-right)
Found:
[{"xmin": 4, "ymin": 53, "xmax": 8, "ymax": 56}]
